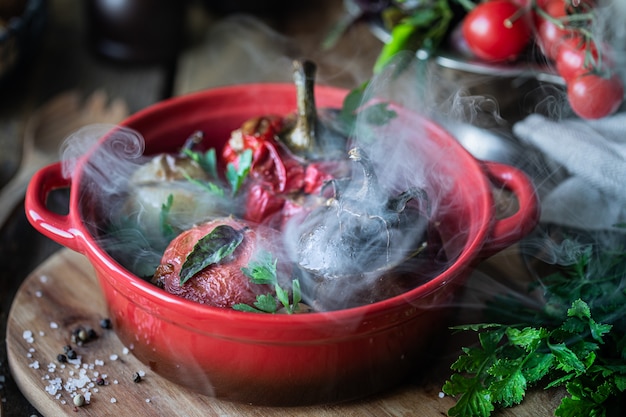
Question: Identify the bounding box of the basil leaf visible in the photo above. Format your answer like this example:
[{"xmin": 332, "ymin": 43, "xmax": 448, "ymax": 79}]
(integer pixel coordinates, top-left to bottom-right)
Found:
[{"xmin": 179, "ymin": 225, "xmax": 244, "ymax": 285}]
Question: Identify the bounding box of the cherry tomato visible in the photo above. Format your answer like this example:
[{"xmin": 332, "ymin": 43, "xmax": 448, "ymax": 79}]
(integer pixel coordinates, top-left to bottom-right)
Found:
[
  {"xmin": 462, "ymin": 0, "xmax": 532, "ymax": 62},
  {"xmin": 567, "ymin": 73, "xmax": 624, "ymax": 119},
  {"xmin": 555, "ymin": 36, "xmax": 602, "ymax": 81},
  {"xmin": 534, "ymin": 0, "xmax": 569, "ymax": 60}
]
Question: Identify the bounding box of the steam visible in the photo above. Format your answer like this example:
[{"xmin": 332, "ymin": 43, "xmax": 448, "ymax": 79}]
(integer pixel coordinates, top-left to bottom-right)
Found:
[
  {"xmin": 57, "ymin": 8, "xmax": 626, "ymax": 318},
  {"xmin": 60, "ymin": 124, "xmax": 144, "ymax": 190}
]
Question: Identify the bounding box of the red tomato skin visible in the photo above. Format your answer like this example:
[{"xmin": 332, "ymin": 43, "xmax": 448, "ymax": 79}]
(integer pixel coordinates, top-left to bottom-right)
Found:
[
  {"xmin": 567, "ymin": 73, "xmax": 624, "ymax": 119},
  {"xmin": 154, "ymin": 218, "xmax": 279, "ymax": 308},
  {"xmin": 555, "ymin": 36, "xmax": 597, "ymax": 81},
  {"xmin": 534, "ymin": 0, "xmax": 569, "ymax": 60},
  {"xmin": 536, "ymin": 19, "xmax": 571, "ymax": 60},
  {"xmin": 462, "ymin": 0, "xmax": 532, "ymax": 62}
]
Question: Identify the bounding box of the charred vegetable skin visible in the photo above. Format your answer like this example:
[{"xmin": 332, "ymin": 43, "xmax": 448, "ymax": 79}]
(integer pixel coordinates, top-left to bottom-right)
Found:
[
  {"xmin": 222, "ymin": 60, "xmax": 349, "ymax": 225},
  {"xmin": 295, "ymin": 147, "xmax": 432, "ymax": 311},
  {"xmin": 297, "ymin": 147, "xmax": 429, "ymax": 276}
]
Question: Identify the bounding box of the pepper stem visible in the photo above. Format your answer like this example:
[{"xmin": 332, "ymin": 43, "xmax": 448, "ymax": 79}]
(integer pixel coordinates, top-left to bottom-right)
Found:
[
  {"xmin": 283, "ymin": 59, "xmax": 318, "ymax": 156},
  {"xmin": 348, "ymin": 147, "xmax": 385, "ymax": 204}
]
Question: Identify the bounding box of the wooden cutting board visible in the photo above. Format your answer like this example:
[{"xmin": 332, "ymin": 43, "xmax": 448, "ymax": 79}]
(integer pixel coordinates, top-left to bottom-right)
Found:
[{"xmin": 7, "ymin": 248, "xmax": 563, "ymax": 416}]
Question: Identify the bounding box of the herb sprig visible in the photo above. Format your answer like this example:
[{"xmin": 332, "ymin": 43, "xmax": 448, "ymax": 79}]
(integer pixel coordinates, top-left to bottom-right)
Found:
[
  {"xmin": 233, "ymin": 251, "xmax": 303, "ymax": 314},
  {"xmin": 443, "ymin": 238, "xmax": 626, "ymax": 417},
  {"xmin": 182, "ymin": 147, "xmax": 253, "ymax": 197},
  {"xmin": 337, "ymin": 82, "xmax": 398, "ymax": 140},
  {"xmin": 179, "ymin": 225, "xmax": 245, "ymax": 285}
]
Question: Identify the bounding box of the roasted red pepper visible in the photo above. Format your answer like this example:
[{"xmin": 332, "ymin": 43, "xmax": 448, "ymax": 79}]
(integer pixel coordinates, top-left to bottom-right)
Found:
[{"xmin": 222, "ymin": 60, "xmax": 349, "ymax": 226}]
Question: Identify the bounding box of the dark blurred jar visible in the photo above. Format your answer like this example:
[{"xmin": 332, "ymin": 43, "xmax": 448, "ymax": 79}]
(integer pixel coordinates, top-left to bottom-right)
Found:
[
  {"xmin": 85, "ymin": 0, "xmax": 186, "ymax": 65},
  {"xmin": 202, "ymin": 0, "xmax": 305, "ymax": 14}
]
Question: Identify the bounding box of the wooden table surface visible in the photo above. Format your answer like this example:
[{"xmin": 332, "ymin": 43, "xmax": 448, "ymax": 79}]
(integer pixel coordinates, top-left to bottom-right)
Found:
[{"xmin": 0, "ymin": 1, "xmax": 560, "ymax": 416}]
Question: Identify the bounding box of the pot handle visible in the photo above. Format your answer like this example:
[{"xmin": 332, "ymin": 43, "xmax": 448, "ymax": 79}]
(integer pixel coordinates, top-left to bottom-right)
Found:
[
  {"xmin": 479, "ymin": 160, "xmax": 540, "ymax": 258},
  {"xmin": 25, "ymin": 162, "xmax": 84, "ymax": 253}
]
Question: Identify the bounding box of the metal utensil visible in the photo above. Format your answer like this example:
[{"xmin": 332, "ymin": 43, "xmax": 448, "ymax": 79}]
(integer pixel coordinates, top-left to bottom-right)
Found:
[{"xmin": 440, "ymin": 120, "xmax": 523, "ymax": 165}]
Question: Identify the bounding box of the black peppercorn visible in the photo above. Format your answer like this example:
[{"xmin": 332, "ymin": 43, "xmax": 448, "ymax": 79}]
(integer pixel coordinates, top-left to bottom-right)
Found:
[
  {"xmin": 132, "ymin": 372, "xmax": 142, "ymax": 383},
  {"xmin": 87, "ymin": 328, "xmax": 98, "ymax": 340},
  {"xmin": 100, "ymin": 318, "xmax": 112, "ymax": 329},
  {"xmin": 66, "ymin": 349, "xmax": 77, "ymax": 360},
  {"xmin": 57, "ymin": 354, "xmax": 67, "ymax": 363}
]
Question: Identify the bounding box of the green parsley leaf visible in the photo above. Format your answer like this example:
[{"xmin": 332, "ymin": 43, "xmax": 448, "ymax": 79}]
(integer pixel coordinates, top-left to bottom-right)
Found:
[
  {"xmin": 549, "ymin": 341, "xmax": 588, "ymax": 374},
  {"xmin": 182, "ymin": 147, "xmax": 218, "ymax": 179},
  {"xmin": 444, "ymin": 374, "xmax": 494, "ymax": 417},
  {"xmin": 226, "ymin": 148, "xmax": 252, "ymax": 196},
  {"xmin": 182, "ymin": 172, "xmax": 225, "ymax": 196},
  {"xmin": 241, "ymin": 251, "xmax": 276, "ymax": 285},
  {"xmin": 253, "ymin": 294, "xmax": 278, "ymax": 313},
  {"xmin": 160, "ymin": 193, "xmax": 176, "ymax": 240},
  {"xmin": 446, "ymin": 235, "xmax": 626, "ymax": 417},
  {"xmin": 505, "ymin": 327, "xmax": 547, "ymax": 352},
  {"xmin": 487, "ymin": 358, "xmax": 527, "ymax": 407},
  {"xmin": 237, "ymin": 251, "xmax": 303, "ymax": 314},
  {"xmin": 179, "ymin": 225, "xmax": 244, "ymax": 285}
]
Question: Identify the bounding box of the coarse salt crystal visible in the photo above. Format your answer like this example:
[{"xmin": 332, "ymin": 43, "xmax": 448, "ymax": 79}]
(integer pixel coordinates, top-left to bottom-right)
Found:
[
  {"xmin": 109, "ymin": 354, "xmax": 118, "ymax": 361},
  {"xmin": 68, "ymin": 357, "xmax": 81, "ymax": 366},
  {"xmin": 122, "ymin": 347, "xmax": 129, "ymax": 355},
  {"xmin": 45, "ymin": 377, "xmax": 62, "ymax": 395},
  {"xmin": 438, "ymin": 392, "xmax": 445, "ymax": 398},
  {"xmin": 39, "ymin": 275, "xmax": 48, "ymax": 283},
  {"xmin": 29, "ymin": 361, "xmax": 40, "ymax": 369},
  {"xmin": 35, "ymin": 290, "xmax": 43, "ymax": 297},
  {"xmin": 94, "ymin": 359, "xmax": 104, "ymax": 366},
  {"xmin": 110, "ymin": 397, "xmax": 117, "ymax": 403},
  {"xmin": 50, "ymin": 322, "xmax": 58, "ymax": 329},
  {"xmin": 22, "ymin": 330, "xmax": 33, "ymax": 339}
]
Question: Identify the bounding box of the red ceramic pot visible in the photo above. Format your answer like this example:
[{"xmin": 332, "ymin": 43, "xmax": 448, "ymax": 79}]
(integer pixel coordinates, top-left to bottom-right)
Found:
[{"xmin": 25, "ymin": 84, "xmax": 539, "ymax": 406}]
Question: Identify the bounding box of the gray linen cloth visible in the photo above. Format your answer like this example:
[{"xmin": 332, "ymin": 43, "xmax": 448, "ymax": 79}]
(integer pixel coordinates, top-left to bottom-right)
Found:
[{"xmin": 513, "ymin": 113, "xmax": 626, "ymax": 231}]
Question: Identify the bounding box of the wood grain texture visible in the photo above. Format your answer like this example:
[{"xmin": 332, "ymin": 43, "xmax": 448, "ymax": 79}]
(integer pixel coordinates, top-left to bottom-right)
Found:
[{"xmin": 7, "ymin": 249, "xmax": 564, "ymax": 416}]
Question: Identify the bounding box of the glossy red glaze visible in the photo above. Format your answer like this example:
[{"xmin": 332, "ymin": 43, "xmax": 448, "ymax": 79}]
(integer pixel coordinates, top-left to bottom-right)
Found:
[{"xmin": 25, "ymin": 84, "xmax": 540, "ymax": 405}]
